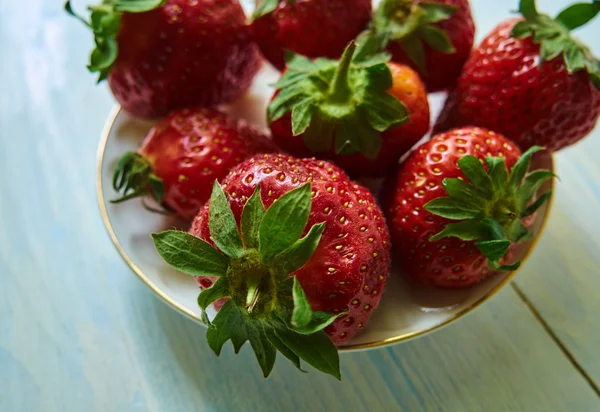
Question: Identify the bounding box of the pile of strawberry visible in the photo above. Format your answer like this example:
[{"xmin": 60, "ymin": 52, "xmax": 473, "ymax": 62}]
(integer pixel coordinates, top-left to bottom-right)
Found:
[{"xmin": 68, "ymin": 0, "xmax": 600, "ymax": 379}]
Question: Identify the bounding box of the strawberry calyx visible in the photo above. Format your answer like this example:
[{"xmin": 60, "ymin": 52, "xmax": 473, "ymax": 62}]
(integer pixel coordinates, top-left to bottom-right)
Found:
[
  {"xmin": 511, "ymin": 0, "xmax": 600, "ymax": 89},
  {"xmin": 152, "ymin": 182, "xmax": 344, "ymax": 379},
  {"xmin": 252, "ymin": 0, "xmax": 287, "ymax": 20},
  {"xmin": 64, "ymin": 0, "xmax": 165, "ymax": 82},
  {"xmin": 268, "ymin": 41, "xmax": 408, "ymax": 160},
  {"xmin": 370, "ymin": 0, "xmax": 458, "ymax": 74},
  {"xmin": 424, "ymin": 146, "xmax": 555, "ymax": 271},
  {"xmin": 111, "ymin": 151, "xmax": 165, "ymax": 206}
]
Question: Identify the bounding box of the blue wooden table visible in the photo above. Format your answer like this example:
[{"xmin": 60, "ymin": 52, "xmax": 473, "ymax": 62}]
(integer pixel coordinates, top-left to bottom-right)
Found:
[{"xmin": 1, "ymin": 1, "xmax": 599, "ymax": 410}]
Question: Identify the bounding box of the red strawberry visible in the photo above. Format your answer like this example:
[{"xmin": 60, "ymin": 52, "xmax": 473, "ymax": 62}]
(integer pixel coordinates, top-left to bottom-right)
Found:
[
  {"xmin": 434, "ymin": 0, "xmax": 600, "ymax": 152},
  {"xmin": 153, "ymin": 154, "xmax": 391, "ymax": 378},
  {"xmin": 370, "ymin": 0, "xmax": 475, "ymax": 92},
  {"xmin": 384, "ymin": 127, "xmax": 553, "ymax": 288},
  {"xmin": 269, "ymin": 42, "xmax": 430, "ymax": 178},
  {"xmin": 66, "ymin": 0, "xmax": 261, "ymax": 118},
  {"xmin": 112, "ymin": 108, "xmax": 277, "ymax": 219},
  {"xmin": 250, "ymin": 0, "xmax": 372, "ymax": 71}
]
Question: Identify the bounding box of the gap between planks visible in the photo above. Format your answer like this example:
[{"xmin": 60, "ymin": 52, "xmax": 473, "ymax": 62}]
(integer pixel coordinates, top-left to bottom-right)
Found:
[{"xmin": 510, "ymin": 282, "xmax": 600, "ymax": 398}]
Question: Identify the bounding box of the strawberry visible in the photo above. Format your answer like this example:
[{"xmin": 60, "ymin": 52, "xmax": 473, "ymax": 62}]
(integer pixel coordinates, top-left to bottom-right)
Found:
[
  {"xmin": 250, "ymin": 0, "xmax": 372, "ymax": 71},
  {"xmin": 65, "ymin": 0, "xmax": 261, "ymax": 118},
  {"xmin": 269, "ymin": 42, "xmax": 430, "ymax": 178},
  {"xmin": 152, "ymin": 154, "xmax": 391, "ymax": 378},
  {"xmin": 434, "ymin": 0, "xmax": 600, "ymax": 152},
  {"xmin": 369, "ymin": 0, "xmax": 475, "ymax": 92},
  {"xmin": 111, "ymin": 108, "xmax": 277, "ymax": 219},
  {"xmin": 384, "ymin": 127, "xmax": 553, "ymax": 288}
]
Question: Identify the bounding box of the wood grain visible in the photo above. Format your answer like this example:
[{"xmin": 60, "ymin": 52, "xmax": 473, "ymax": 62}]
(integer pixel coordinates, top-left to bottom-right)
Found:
[{"xmin": 1, "ymin": 0, "xmax": 600, "ymax": 411}]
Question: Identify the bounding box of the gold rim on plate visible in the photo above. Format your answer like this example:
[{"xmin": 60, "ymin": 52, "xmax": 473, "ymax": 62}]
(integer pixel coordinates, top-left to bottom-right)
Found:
[{"xmin": 96, "ymin": 105, "xmax": 554, "ymax": 352}]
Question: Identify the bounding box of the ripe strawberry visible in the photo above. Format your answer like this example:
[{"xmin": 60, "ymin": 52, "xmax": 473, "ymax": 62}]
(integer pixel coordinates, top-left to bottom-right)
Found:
[
  {"xmin": 250, "ymin": 0, "xmax": 372, "ymax": 71},
  {"xmin": 369, "ymin": 0, "xmax": 475, "ymax": 92},
  {"xmin": 434, "ymin": 0, "xmax": 600, "ymax": 152},
  {"xmin": 112, "ymin": 108, "xmax": 277, "ymax": 219},
  {"xmin": 65, "ymin": 0, "xmax": 260, "ymax": 118},
  {"xmin": 384, "ymin": 127, "xmax": 553, "ymax": 288},
  {"xmin": 153, "ymin": 154, "xmax": 391, "ymax": 378},
  {"xmin": 269, "ymin": 42, "xmax": 430, "ymax": 178}
]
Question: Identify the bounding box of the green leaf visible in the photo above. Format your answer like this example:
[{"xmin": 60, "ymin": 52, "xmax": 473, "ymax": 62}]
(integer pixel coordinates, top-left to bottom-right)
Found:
[
  {"xmin": 265, "ymin": 330, "xmax": 306, "ymax": 373},
  {"xmin": 419, "ymin": 2, "xmax": 457, "ymax": 24},
  {"xmin": 334, "ymin": 112, "xmax": 382, "ymax": 159},
  {"xmin": 64, "ymin": 1, "xmax": 91, "ymax": 27},
  {"xmin": 479, "ymin": 217, "xmax": 507, "ymax": 241},
  {"xmin": 506, "ymin": 220, "xmax": 530, "ymax": 243},
  {"xmin": 259, "ymin": 183, "xmax": 312, "ymax": 264},
  {"xmin": 241, "ymin": 186, "xmax": 265, "ymax": 250},
  {"xmin": 565, "ymin": 44, "xmax": 587, "ymax": 73},
  {"xmin": 152, "ymin": 231, "xmax": 228, "ymax": 278},
  {"xmin": 245, "ymin": 323, "xmax": 277, "ymax": 378},
  {"xmin": 275, "ymin": 329, "xmax": 341, "ymax": 380},
  {"xmin": 539, "ymin": 36, "xmax": 566, "ymax": 61},
  {"xmin": 268, "ymin": 85, "xmax": 310, "ymax": 124},
  {"xmin": 197, "ymin": 277, "xmax": 230, "ymax": 311},
  {"xmin": 475, "ymin": 239, "xmax": 511, "ymax": 261},
  {"xmin": 302, "ymin": 115, "xmax": 335, "ymax": 153},
  {"xmin": 429, "ymin": 220, "xmax": 485, "ymax": 242},
  {"xmin": 521, "ymin": 191, "xmax": 552, "ymax": 218},
  {"xmin": 272, "ymin": 70, "xmax": 310, "ymax": 89},
  {"xmin": 209, "ymin": 182, "xmax": 244, "ymax": 258},
  {"xmin": 89, "ymin": 36, "xmax": 118, "ymax": 72},
  {"xmin": 113, "ymin": 0, "xmax": 165, "ymax": 12},
  {"xmin": 252, "ymin": 0, "xmax": 279, "ymax": 20},
  {"xmin": 509, "ymin": 146, "xmax": 544, "ymax": 190},
  {"xmin": 206, "ymin": 300, "xmax": 248, "ymax": 355},
  {"xmin": 441, "ymin": 178, "xmax": 488, "ymax": 207},
  {"xmin": 361, "ymin": 90, "xmax": 408, "ymax": 132},
  {"xmin": 516, "ymin": 170, "xmax": 555, "ymax": 209},
  {"xmin": 519, "ymin": 0, "xmax": 539, "ymax": 20},
  {"xmin": 292, "ymin": 99, "xmax": 315, "ymax": 136},
  {"xmin": 353, "ymin": 30, "xmax": 389, "ymax": 63},
  {"xmin": 272, "ymin": 223, "xmax": 325, "ymax": 276},
  {"xmin": 292, "ymin": 277, "xmax": 312, "ymax": 328},
  {"xmin": 111, "ymin": 151, "xmax": 152, "ymax": 202},
  {"xmin": 418, "ymin": 25, "xmax": 456, "ymax": 54},
  {"xmin": 486, "ymin": 157, "xmax": 509, "ymax": 193},
  {"xmin": 556, "ymin": 3, "xmax": 600, "ymax": 31},
  {"xmin": 364, "ymin": 62, "xmax": 394, "ymax": 91},
  {"xmin": 401, "ymin": 34, "xmax": 427, "ymax": 74},
  {"xmin": 424, "ymin": 197, "xmax": 483, "ymax": 220},
  {"xmin": 511, "ymin": 20, "xmax": 534, "ymax": 38},
  {"xmin": 148, "ymin": 174, "xmax": 164, "ymax": 204},
  {"xmin": 293, "ymin": 311, "xmax": 346, "ymax": 335},
  {"xmin": 495, "ymin": 261, "xmax": 521, "ymax": 271},
  {"xmin": 457, "ymin": 155, "xmax": 494, "ymax": 198},
  {"xmin": 285, "ymin": 52, "xmax": 320, "ymax": 73}
]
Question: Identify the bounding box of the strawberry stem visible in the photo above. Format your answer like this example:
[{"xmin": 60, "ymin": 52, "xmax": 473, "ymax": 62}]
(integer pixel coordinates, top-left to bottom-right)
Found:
[{"xmin": 327, "ymin": 42, "xmax": 356, "ymax": 103}]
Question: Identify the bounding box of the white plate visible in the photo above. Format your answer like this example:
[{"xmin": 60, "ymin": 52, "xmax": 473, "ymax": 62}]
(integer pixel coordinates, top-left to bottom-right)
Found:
[{"xmin": 96, "ymin": 57, "xmax": 553, "ymax": 351}]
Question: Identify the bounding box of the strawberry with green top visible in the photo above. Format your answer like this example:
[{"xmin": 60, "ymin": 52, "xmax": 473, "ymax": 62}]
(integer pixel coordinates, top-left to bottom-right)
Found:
[
  {"xmin": 250, "ymin": 0, "xmax": 372, "ymax": 71},
  {"xmin": 65, "ymin": 0, "xmax": 260, "ymax": 118},
  {"xmin": 269, "ymin": 41, "xmax": 430, "ymax": 178},
  {"xmin": 112, "ymin": 107, "xmax": 277, "ymax": 220},
  {"xmin": 369, "ymin": 0, "xmax": 475, "ymax": 92},
  {"xmin": 435, "ymin": 0, "xmax": 600, "ymax": 152},
  {"xmin": 385, "ymin": 127, "xmax": 554, "ymax": 288},
  {"xmin": 153, "ymin": 154, "xmax": 391, "ymax": 378}
]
